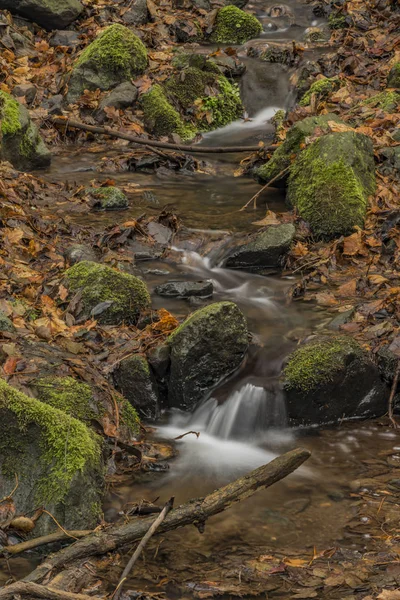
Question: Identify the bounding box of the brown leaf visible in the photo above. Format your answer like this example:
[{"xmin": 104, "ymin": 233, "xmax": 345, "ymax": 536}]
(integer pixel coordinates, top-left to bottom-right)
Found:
[
  {"xmin": 3, "ymin": 356, "xmax": 18, "ymax": 375},
  {"xmin": 337, "ymin": 279, "xmax": 357, "ymax": 297},
  {"xmin": 377, "ymin": 591, "xmax": 400, "ymax": 600}
]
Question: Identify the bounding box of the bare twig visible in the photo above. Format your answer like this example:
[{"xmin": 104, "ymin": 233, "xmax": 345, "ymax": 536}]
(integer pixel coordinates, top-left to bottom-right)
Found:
[
  {"xmin": 112, "ymin": 497, "xmax": 174, "ymax": 600},
  {"xmin": 174, "ymin": 431, "xmax": 200, "ymax": 440},
  {"xmin": 1, "ymin": 530, "xmax": 92, "ymax": 556},
  {"xmin": 239, "ymin": 166, "xmax": 291, "ymax": 211},
  {"xmin": 388, "ymin": 360, "xmax": 400, "ymax": 428}
]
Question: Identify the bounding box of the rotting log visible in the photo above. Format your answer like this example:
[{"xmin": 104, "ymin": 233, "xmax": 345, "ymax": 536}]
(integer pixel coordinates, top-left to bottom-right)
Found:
[{"xmin": 10, "ymin": 447, "xmax": 310, "ymax": 588}]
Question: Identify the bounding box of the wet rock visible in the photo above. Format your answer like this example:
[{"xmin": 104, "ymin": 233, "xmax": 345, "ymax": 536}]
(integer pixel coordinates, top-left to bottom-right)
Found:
[
  {"xmin": 299, "ymin": 77, "xmax": 339, "ymax": 107},
  {"xmin": 377, "ymin": 344, "xmax": 398, "ymax": 382},
  {"xmin": 147, "ymin": 343, "xmax": 171, "ymax": 380},
  {"xmin": 222, "ymin": 224, "xmax": 295, "ymax": 271},
  {"xmin": 0, "ymin": 311, "xmax": 15, "ymax": 333},
  {"xmin": 147, "ymin": 221, "xmax": 173, "ymax": 246},
  {"xmin": 210, "ymin": 6, "xmax": 263, "ymax": 44},
  {"xmin": 173, "ymin": 20, "xmax": 203, "ymax": 43},
  {"xmin": 225, "ymin": 0, "xmax": 249, "ymax": 8},
  {"xmin": 294, "ymin": 61, "xmax": 323, "ymax": 100},
  {"xmin": 168, "ymin": 301, "xmax": 248, "ymax": 410},
  {"xmin": 64, "ymin": 261, "xmax": 151, "ymax": 325},
  {"xmin": 210, "ymin": 53, "xmax": 246, "ymax": 77},
  {"xmin": 50, "ymin": 30, "xmax": 80, "ymax": 47},
  {"xmin": 0, "ymin": 378, "xmax": 103, "ymax": 536},
  {"xmin": 12, "ymin": 83, "xmax": 37, "ymax": 105},
  {"xmin": 255, "ymin": 113, "xmax": 342, "ymax": 184},
  {"xmin": 121, "ymin": 0, "xmax": 149, "ymax": 25},
  {"xmin": 99, "ymin": 82, "xmax": 138, "ymax": 112},
  {"xmin": 287, "ymin": 131, "xmax": 376, "ymax": 239},
  {"xmin": 0, "ymin": 91, "xmax": 51, "ymax": 170},
  {"xmin": 64, "ymin": 243, "xmax": 98, "ymax": 265},
  {"xmin": 328, "ymin": 308, "xmax": 356, "ymax": 331},
  {"xmin": 43, "ymin": 94, "xmax": 64, "ymax": 115},
  {"xmin": 67, "ymin": 24, "xmax": 147, "ymax": 103},
  {"xmin": 0, "ymin": 0, "xmax": 83, "ymax": 30},
  {"xmin": 387, "ymin": 63, "xmax": 400, "ymax": 89},
  {"xmin": 379, "ymin": 146, "xmax": 400, "ymax": 178},
  {"xmin": 114, "ymin": 355, "xmax": 160, "ymax": 421},
  {"xmin": 155, "ymin": 280, "xmax": 213, "ymax": 299},
  {"xmin": 283, "ymin": 335, "xmax": 386, "ymax": 426},
  {"xmin": 86, "ymin": 186, "xmax": 129, "ymax": 211},
  {"xmin": 303, "ymin": 25, "xmax": 330, "ymax": 43}
]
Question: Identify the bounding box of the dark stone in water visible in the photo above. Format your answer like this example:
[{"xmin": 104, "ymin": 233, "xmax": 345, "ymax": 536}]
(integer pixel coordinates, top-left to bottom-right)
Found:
[
  {"xmin": 155, "ymin": 280, "xmax": 213, "ymax": 299},
  {"xmin": 114, "ymin": 354, "xmax": 160, "ymax": 421}
]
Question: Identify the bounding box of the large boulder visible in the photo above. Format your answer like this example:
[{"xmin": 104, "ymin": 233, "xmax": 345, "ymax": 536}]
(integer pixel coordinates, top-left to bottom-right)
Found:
[
  {"xmin": 67, "ymin": 24, "xmax": 148, "ymax": 103},
  {"xmin": 0, "ymin": 0, "xmax": 83, "ymax": 30},
  {"xmin": 283, "ymin": 336, "xmax": 386, "ymax": 426},
  {"xmin": 255, "ymin": 114, "xmax": 341, "ymax": 184},
  {"xmin": 287, "ymin": 131, "xmax": 376, "ymax": 239},
  {"xmin": 0, "ymin": 91, "xmax": 51, "ymax": 170},
  {"xmin": 64, "ymin": 261, "xmax": 151, "ymax": 325},
  {"xmin": 168, "ymin": 302, "xmax": 248, "ymax": 410},
  {"xmin": 210, "ymin": 6, "xmax": 262, "ymax": 44},
  {"xmin": 221, "ymin": 224, "xmax": 295, "ymax": 271},
  {"xmin": 114, "ymin": 355, "xmax": 159, "ymax": 421},
  {"xmin": 0, "ymin": 378, "xmax": 103, "ymax": 535}
]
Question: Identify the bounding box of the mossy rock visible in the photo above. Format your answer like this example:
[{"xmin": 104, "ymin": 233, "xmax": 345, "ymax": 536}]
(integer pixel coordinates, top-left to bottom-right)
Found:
[
  {"xmin": 0, "ymin": 310, "xmax": 15, "ymax": 333},
  {"xmin": 34, "ymin": 376, "xmax": 140, "ymax": 438},
  {"xmin": 287, "ymin": 131, "xmax": 375, "ymax": 239},
  {"xmin": 0, "ymin": 91, "xmax": 51, "ymax": 171},
  {"xmin": 67, "ymin": 24, "xmax": 148, "ymax": 103},
  {"xmin": 387, "ymin": 63, "xmax": 400, "ymax": 89},
  {"xmin": 64, "ymin": 261, "xmax": 151, "ymax": 325},
  {"xmin": 210, "ymin": 6, "xmax": 262, "ymax": 44},
  {"xmin": 0, "ymin": 0, "xmax": 83, "ymax": 30},
  {"xmin": 141, "ymin": 85, "xmax": 196, "ymax": 140},
  {"xmin": 328, "ymin": 12, "xmax": 348, "ymax": 29},
  {"xmin": 167, "ymin": 301, "xmax": 248, "ymax": 410},
  {"xmin": 114, "ymin": 355, "xmax": 160, "ymax": 421},
  {"xmin": 361, "ymin": 90, "xmax": 400, "ymax": 112},
  {"xmin": 283, "ymin": 336, "xmax": 386, "ymax": 425},
  {"xmin": 255, "ymin": 113, "xmax": 341, "ymax": 184},
  {"xmin": 299, "ymin": 76, "xmax": 339, "ymax": 106},
  {"xmin": 0, "ymin": 378, "xmax": 103, "ymax": 535},
  {"xmin": 86, "ymin": 187, "xmax": 129, "ymax": 211},
  {"xmin": 222, "ymin": 224, "xmax": 295, "ymax": 271}
]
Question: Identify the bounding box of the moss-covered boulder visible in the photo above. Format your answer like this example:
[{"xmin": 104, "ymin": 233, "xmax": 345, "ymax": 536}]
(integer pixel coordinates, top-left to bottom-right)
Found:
[
  {"xmin": 0, "ymin": 91, "xmax": 51, "ymax": 171},
  {"xmin": 86, "ymin": 187, "xmax": 129, "ymax": 211},
  {"xmin": 387, "ymin": 63, "xmax": 400, "ymax": 89},
  {"xmin": 210, "ymin": 6, "xmax": 262, "ymax": 44},
  {"xmin": 283, "ymin": 336, "xmax": 386, "ymax": 425},
  {"xmin": 114, "ymin": 355, "xmax": 159, "ymax": 421},
  {"xmin": 64, "ymin": 261, "xmax": 151, "ymax": 325},
  {"xmin": 0, "ymin": 378, "xmax": 103, "ymax": 535},
  {"xmin": 222, "ymin": 224, "xmax": 295, "ymax": 271},
  {"xmin": 299, "ymin": 76, "xmax": 339, "ymax": 106},
  {"xmin": 287, "ymin": 131, "xmax": 375, "ymax": 239},
  {"xmin": 255, "ymin": 114, "xmax": 342, "ymax": 184},
  {"xmin": 141, "ymin": 85, "xmax": 195, "ymax": 140},
  {"xmin": 167, "ymin": 302, "xmax": 248, "ymax": 410},
  {"xmin": 67, "ymin": 24, "xmax": 148, "ymax": 103},
  {"xmin": 0, "ymin": 0, "xmax": 83, "ymax": 30},
  {"xmin": 34, "ymin": 376, "xmax": 140, "ymax": 438}
]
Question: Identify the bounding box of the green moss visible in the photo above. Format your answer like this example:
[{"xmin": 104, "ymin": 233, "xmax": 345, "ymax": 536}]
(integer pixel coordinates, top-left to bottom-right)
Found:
[
  {"xmin": 362, "ymin": 90, "xmax": 400, "ymax": 112},
  {"xmin": 65, "ymin": 260, "xmax": 151, "ymax": 325},
  {"xmin": 168, "ymin": 301, "xmax": 238, "ymax": 342},
  {"xmin": 284, "ymin": 336, "xmax": 363, "ymax": 394},
  {"xmin": 86, "ymin": 187, "xmax": 128, "ymax": 210},
  {"xmin": 387, "ymin": 63, "xmax": 400, "ymax": 89},
  {"xmin": 76, "ymin": 24, "xmax": 147, "ymax": 79},
  {"xmin": 200, "ymin": 76, "xmax": 242, "ymax": 129},
  {"xmin": 166, "ymin": 67, "xmax": 213, "ymax": 109},
  {"xmin": 287, "ymin": 131, "xmax": 375, "ymax": 239},
  {"xmin": 34, "ymin": 377, "xmax": 99, "ymax": 424},
  {"xmin": 141, "ymin": 85, "xmax": 195, "ymax": 140},
  {"xmin": 210, "ymin": 6, "xmax": 262, "ymax": 44},
  {"xmin": 0, "ymin": 91, "xmax": 22, "ymax": 136},
  {"xmin": 299, "ymin": 77, "xmax": 339, "ymax": 106},
  {"xmin": 328, "ymin": 12, "xmax": 347, "ymax": 29},
  {"xmin": 19, "ymin": 122, "xmax": 38, "ymax": 158},
  {"xmin": 120, "ymin": 400, "xmax": 140, "ymax": 436},
  {"xmin": 0, "ymin": 378, "xmax": 101, "ymax": 504}
]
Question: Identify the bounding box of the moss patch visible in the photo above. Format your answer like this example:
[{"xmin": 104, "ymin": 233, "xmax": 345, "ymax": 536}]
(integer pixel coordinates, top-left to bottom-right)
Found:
[
  {"xmin": 34, "ymin": 376, "xmax": 99, "ymax": 424},
  {"xmin": 210, "ymin": 6, "xmax": 262, "ymax": 44},
  {"xmin": 86, "ymin": 187, "xmax": 128, "ymax": 210},
  {"xmin": 387, "ymin": 63, "xmax": 400, "ymax": 89},
  {"xmin": 299, "ymin": 77, "xmax": 339, "ymax": 106},
  {"xmin": 284, "ymin": 336, "xmax": 364, "ymax": 395},
  {"xmin": 362, "ymin": 90, "xmax": 400, "ymax": 112},
  {"xmin": 0, "ymin": 91, "xmax": 22, "ymax": 136},
  {"xmin": 65, "ymin": 260, "xmax": 151, "ymax": 324},
  {"xmin": 0, "ymin": 378, "xmax": 101, "ymax": 505},
  {"xmin": 141, "ymin": 85, "xmax": 195, "ymax": 140}
]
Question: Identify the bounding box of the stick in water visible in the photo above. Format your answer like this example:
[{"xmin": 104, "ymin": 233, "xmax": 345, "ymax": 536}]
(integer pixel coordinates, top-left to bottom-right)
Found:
[
  {"xmin": 388, "ymin": 359, "xmax": 400, "ymax": 428},
  {"xmin": 112, "ymin": 497, "xmax": 175, "ymax": 600}
]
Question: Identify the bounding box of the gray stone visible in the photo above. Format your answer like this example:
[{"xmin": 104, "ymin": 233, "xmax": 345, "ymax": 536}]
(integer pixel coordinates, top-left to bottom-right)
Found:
[
  {"xmin": 168, "ymin": 301, "xmax": 248, "ymax": 410},
  {"xmin": 64, "ymin": 244, "xmax": 97, "ymax": 265},
  {"xmin": 12, "ymin": 83, "xmax": 37, "ymax": 105},
  {"xmin": 222, "ymin": 224, "xmax": 295, "ymax": 271},
  {"xmin": 0, "ymin": 311, "xmax": 15, "ymax": 333},
  {"xmin": 0, "ymin": 0, "xmax": 84, "ymax": 30},
  {"xmin": 114, "ymin": 355, "xmax": 160, "ymax": 421},
  {"xmin": 50, "ymin": 30, "xmax": 80, "ymax": 47},
  {"xmin": 147, "ymin": 221, "xmax": 173, "ymax": 246},
  {"xmin": 147, "ymin": 344, "xmax": 171, "ymax": 380},
  {"xmin": 121, "ymin": 0, "xmax": 149, "ymax": 25},
  {"xmin": 155, "ymin": 280, "xmax": 213, "ymax": 299},
  {"xmin": 99, "ymin": 82, "xmax": 138, "ymax": 112},
  {"xmin": 327, "ymin": 308, "xmax": 356, "ymax": 331}
]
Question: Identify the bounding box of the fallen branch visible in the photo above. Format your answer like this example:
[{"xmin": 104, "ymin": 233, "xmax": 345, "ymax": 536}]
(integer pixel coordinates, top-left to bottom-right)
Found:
[
  {"xmin": 48, "ymin": 117, "xmax": 274, "ymax": 154},
  {"xmin": 18, "ymin": 447, "xmax": 310, "ymax": 586},
  {"xmin": 2, "ymin": 530, "xmax": 92, "ymax": 556},
  {"xmin": 0, "ymin": 582, "xmax": 94, "ymax": 600},
  {"xmin": 388, "ymin": 359, "xmax": 400, "ymax": 428},
  {"xmin": 174, "ymin": 430, "xmax": 200, "ymax": 440},
  {"xmin": 239, "ymin": 166, "xmax": 291, "ymax": 211},
  {"xmin": 112, "ymin": 497, "xmax": 174, "ymax": 600}
]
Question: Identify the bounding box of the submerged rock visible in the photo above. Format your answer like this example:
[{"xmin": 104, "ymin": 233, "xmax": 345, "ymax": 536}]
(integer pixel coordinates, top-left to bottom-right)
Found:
[
  {"xmin": 0, "ymin": 378, "xmax": 103, "ymax": 535},
  {"xmin": 168, "ymin": 301, "xmax": 248, "ymax": 410},
  {"xmin": 114, "ymin": 355, "xmax": 159, "ymax": 421},
  {"xmin": 222, "ymin": 224, "xmax": 295, "ymax": 271},
  {"xmin": 67, "ymin": 24, "xmax": 148, "ymax": 103},
  {"xmin": 155, "ymin": 280, "xmax": 213, "ymax": 299},
  {"xmin": 0, "ymin": 0, "xmax": 83, "ymax": 30},
  {"xmin": 64, "ymin": 261, "xmax": 151, "ymax": 325},
  {"xmin": 0, "ymin": 91, "xmax": 51, "ymax": 170},
  {"xmin": 210, "ymin": 6, "xmax": 263, "ymax": 44},
  {"xmin": 283, "ymin": 336, "xmax": 386, "ymax": 426},
  {"xmin": 287, "ymin": 131, "xmax": 375, "ymax": 239},
  {"xmin": 86, "ymin": 186, "xmax": 129, "ymax": 211}
]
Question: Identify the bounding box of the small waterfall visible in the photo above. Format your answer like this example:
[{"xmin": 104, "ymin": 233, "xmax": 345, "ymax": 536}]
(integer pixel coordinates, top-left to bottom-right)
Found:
[{"xmin": 188, "ymin": 383, "xmax": 287, "ymax": 440}]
